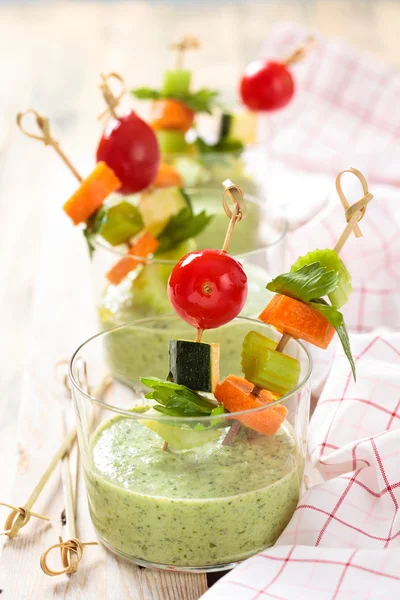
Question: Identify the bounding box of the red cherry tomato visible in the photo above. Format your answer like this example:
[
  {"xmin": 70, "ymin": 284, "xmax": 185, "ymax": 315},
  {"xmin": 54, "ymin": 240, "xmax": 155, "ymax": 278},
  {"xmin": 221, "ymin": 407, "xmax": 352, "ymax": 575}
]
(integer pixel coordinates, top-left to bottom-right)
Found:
[
  {"xmin": 240, "ymin": 60, "xmax": 294, "ymax": 111},
  {"xmin": 168, "ymin": 250, "xmax": 248, "ymax": 330},
  {"xmin": 96, "ymin": 112, "xmax": 160, "ymax": 195}
]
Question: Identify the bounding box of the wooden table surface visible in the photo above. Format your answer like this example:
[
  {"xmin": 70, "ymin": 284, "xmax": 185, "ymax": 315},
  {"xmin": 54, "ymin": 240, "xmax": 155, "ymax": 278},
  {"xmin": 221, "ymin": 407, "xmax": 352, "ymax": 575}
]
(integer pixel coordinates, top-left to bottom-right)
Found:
[{"xmin": 0, "ymin": 1, "xmax": 399, "ymax": 598}]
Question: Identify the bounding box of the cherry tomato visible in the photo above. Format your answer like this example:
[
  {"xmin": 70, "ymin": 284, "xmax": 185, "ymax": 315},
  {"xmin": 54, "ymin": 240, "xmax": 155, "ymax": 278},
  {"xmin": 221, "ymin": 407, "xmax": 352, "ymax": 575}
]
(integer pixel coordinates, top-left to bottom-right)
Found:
[
  {"xmin": 97, "ymin": 112, "xmax": 160, "ymax": 195},
  {"xmin": 240, "ymin": 60, "xmax": 294, "ymax": 111},
  {"xmin": 168, "ymin": 250, "xmax": 248, "ymax": 330}
]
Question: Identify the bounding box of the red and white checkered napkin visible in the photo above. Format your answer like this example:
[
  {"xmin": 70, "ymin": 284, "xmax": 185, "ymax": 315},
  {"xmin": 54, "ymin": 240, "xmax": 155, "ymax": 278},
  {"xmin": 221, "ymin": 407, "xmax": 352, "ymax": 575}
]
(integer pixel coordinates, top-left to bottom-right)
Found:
[{"xmin": 202, "ymin": 333, "xmax": 400, "ymax": 599}]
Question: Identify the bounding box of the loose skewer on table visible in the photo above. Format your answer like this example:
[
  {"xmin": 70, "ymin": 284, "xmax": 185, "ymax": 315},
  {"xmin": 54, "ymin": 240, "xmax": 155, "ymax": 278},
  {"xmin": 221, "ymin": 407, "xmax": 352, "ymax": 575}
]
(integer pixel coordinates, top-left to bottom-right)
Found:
[
  {"xmin": 40, "ymin": 362, "xmax": 102, "ymax": 577},
  {"xmin": 0, "ymin": 367, "xmax": 111, "ymax": 539}
]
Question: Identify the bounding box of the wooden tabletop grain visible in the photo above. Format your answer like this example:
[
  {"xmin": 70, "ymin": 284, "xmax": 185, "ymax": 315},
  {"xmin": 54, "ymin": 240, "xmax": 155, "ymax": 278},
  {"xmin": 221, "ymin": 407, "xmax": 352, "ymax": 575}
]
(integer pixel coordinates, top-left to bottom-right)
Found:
[{"xmin": 0, "ymin": 1, "xmax": 398, "ymax": 598}]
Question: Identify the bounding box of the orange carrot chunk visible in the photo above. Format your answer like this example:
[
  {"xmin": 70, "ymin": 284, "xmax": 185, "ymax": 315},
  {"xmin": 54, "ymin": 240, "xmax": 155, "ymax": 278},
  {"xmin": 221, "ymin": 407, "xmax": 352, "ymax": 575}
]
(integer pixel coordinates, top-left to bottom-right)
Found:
[
  {"xmin": 150, "ymin": 99, "xmax": 194, "ymax": 133},
  {"xmin": 153, "ymin": 163, "xmax": 183, "ymax": 188},
  {"xmin": 259, "ymin": 294, "xmax": 335, "ymax": 350},
  {"xmin": 63, "ymin": 162, "xmax": 121, "ymax": 225},
  {"xmin": 106, "ymin": 231, "xmax": 159, "ymax": 285},
  {"xmin": 214, "ymin": 375, "xmax": 288, "ymax": 436}
]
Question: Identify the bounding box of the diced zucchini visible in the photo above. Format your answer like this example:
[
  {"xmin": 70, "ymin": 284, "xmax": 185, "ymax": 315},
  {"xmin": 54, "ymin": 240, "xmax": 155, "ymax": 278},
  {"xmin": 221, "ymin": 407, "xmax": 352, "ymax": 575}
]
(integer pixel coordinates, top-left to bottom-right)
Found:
[
  {"xmin": 241, "ymin": 331, "xmax": 300, "ymax": 396},
  {"xmin": 96, "ymin": 201, "xmax": 144, "ymax": 246},
  {"xmin": 139, "ymin": 186, "xmax": 192, "ymax": 236},
  {"xmin": 218, "ymin": 111, "xmax": 257, "ymax": 145},
  {"xmin": 161, "ymin": 69, "xmax": 192, "ymax": 96},
  {"xmin": 169, "ymin": 340, "xmax": 220, "ymax": 392}
]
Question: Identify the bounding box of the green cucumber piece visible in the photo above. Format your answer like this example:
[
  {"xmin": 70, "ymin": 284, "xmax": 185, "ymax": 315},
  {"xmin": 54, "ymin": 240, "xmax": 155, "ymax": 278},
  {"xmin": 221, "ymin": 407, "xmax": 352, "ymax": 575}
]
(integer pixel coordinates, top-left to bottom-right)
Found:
[
  {"xmin": 219, "ymin": 113, "xmax": 232, "ymax": 140},
  {"xmin": 291, "ymin": 249, "xmax": 352, "ymax": 308},
  {"xmin": 96, "ymin": 201, "xmax": 144, "ymax": 246},
  {"xmin": 156, "ymin": 130, "xmax": 192, "ymax": 154},
  {"xmin": 139, "ymin": 418, "xmax": 221, "ymax": 449},
  {"xmin": 139, "ymin": 186, "xmax": 192, "ymax": 236},
  {"xmin": 161, "ymin": 69, "xmax": 192, "ymax": 96},
  {"xmin": 169, "ymin": 340, "xmax": 220, "ymax": 393},
  {"xmin": 218, "ymin": 111, "xmax": 257, "ymax": 145},
  {"xmin": 241, "ymin": 331, "xmax": 300, "ymax": 396}
]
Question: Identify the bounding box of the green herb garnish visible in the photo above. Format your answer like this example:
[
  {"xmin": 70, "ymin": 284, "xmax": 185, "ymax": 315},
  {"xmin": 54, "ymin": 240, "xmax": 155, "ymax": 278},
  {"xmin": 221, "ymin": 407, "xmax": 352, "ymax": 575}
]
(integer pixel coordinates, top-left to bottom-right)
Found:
[
  {"xmin": 156, "ymin": 207, "xmax": 213, "ymax": 253},
  {"xmin": 267, "ymin": 262, "xmax": 339, "ymax": 302},
  {"xmin": 131, "ymin": 87, "xmax": 220, "ymax": 114},
  {"xmin": 83, "ymin": 227, "xmax": 96, "ymax": 259},
  {"xmin": 310, "ymin": 299, "xmax": 356, "ymax": 380},
  {"xmin": 141, "ymin": 377, "xmax": 221, "ymax": 418},
  {"xmin": 266, "ymin": 262, "xmax": 355, "ymax": 379}
]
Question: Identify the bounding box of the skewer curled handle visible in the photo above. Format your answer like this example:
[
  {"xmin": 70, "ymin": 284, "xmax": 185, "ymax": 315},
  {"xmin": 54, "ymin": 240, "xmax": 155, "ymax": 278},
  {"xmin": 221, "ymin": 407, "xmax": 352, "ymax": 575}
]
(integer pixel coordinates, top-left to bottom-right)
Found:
[
  {"xmin": 333, "ymin": 168, "xmax": 373, "ymax": 255},
  {"xmin": 98, "ymin": 72, "xmax": 126, "ymax": 121},
  {"xmin": 221, "ymin": 180, "xmax": 247, "ymax": 254},
  {"xmin": 16, "ymin": 109, "xmax": 82, "ymax": 181},
  {"xmin": 222, "ymin": 179, "xmax": 247, "ymax": 221},
  {"xmin": 16, "ymin": 109, "xmax": 55, "ymax": 146},
  {"xmin": 0, "ymin": 502, "xmax": 50, "ymax": 537},
  {"xmin": 40, "ymin": 536, "xmax": 97, "ymax": 576}
]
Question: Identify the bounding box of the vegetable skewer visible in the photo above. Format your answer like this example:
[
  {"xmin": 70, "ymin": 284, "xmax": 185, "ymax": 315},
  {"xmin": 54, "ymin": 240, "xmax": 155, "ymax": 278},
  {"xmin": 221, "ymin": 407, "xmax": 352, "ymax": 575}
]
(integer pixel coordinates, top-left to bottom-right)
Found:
[
  {"xmin": 16, "ymin": 110, "xmax": 122, "ymax": 225},
  {"xmin": 261, "ymin": 168, "xmax": 373, "ymax": 372}
]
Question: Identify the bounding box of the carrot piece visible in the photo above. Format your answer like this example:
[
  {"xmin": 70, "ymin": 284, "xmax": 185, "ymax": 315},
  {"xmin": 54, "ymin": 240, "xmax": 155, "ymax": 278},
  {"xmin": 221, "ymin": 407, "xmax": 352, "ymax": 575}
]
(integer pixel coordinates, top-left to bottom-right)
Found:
[
  {"xmin": 150, "ymin": 99, "xmax": 194, "ymax": 133},
  {"xmin": 259, "ymin": 294, "xmax": 335, "ymax": 350},
  {"xmin": 106, "ymin": 231, "xmax": 159, "ymax": 285},
  {"xmin": 63, "ymin": 162, "xmax": 121, "ymax": 225},
  {"xmin": 153, "ymin": 163, "xmax": 183, "ymax": 188},
  {"xmin": 214, "ymin": 375, "xmax": 288, "ymax": 436}
]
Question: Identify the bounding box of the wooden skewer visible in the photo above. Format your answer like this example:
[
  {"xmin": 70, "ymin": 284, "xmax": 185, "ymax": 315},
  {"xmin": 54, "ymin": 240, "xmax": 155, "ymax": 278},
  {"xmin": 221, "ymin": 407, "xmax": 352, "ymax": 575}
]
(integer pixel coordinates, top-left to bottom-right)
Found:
[
  {"xmin": 16, "ymin": 110, "xmax": 82, "ymax": 182},
  {"xmin": 193, "ymin": 179, "xmax": 247, "ymax": 347},
  {"xmin": 275, "ymin": 168, "xmax": 373, "ymax": 354},
  {"xmin": 1, "ymin": 373, "xmax": 111, "ymax": 539},
  {"xmin": 40, "ymin": 361, "xmax": 107, "ymax": 576},
  {"xmin": 40, "ymin": 411, "xmax": 97, "ymax": 576},
  {"xmin": 282, "ymin": 35, "xmax": 316, "ymax": 66},
  {"xmin": 98, "ymin": 72, "xmax": 126, "ymax": 121},
  {"xmin": 169, "ymin": 35, "xmax": 200, "ymax": 70}
]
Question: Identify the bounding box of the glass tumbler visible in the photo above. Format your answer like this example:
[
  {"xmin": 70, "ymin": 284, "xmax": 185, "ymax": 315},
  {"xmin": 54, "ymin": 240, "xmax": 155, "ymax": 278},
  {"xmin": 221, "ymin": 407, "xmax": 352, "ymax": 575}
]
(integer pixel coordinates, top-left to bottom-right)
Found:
[{"xmin": 70, "ymin": 316, "xmax": 312, "ymax": 572}]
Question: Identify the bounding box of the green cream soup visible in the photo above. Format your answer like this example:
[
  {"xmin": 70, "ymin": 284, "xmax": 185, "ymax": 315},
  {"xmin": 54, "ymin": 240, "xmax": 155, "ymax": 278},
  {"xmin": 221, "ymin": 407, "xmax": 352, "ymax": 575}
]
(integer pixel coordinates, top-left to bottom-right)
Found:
[{"xmin": 85, "ymin": 417, "xmax": 302, "ymax": 568}]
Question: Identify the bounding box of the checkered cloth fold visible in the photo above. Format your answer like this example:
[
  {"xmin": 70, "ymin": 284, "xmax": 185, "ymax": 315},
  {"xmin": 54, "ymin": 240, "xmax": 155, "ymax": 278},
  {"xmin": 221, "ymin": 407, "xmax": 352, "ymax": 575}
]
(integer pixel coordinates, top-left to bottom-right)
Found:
[{"xmin": 202, "ymin": 24, "xmax": 400, "ymax": 599}]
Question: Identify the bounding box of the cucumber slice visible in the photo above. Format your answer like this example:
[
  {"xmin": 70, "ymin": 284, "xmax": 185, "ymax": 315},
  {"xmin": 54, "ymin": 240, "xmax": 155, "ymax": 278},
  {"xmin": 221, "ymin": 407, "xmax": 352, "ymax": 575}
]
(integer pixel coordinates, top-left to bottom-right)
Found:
[
  {"xmin": 219, "ymin": 111, "xmax": 257, "ymax": 145},
  {"xmin": 161, "ymin": 69, "xmax": 192, "ymax": 96},
  {"xmin": 139, "ymin": 186, "xmax": 192, "ymax": 236},
  {"xmin": 169, "ymin": 340, "xmax": 220, "ymax": 393},
  {"xmin": 156, "ymin": 130, "xmax": 192, "ymax": 154},
  {"xmin": 219, "ymin": 113, "xmax": 232, "ymax": 140},
  {"xmin": 140, "ymin": 418, "xmax": 221, "ymax": 449},
  {"xmin": 290, "ymin": 249, "xmax": 352, "ymax": 308},
  {"xmin": 241, "ymin": 331, "xmax": 300, "ymax": 396},
  {"xmin": 97, "ymin": 201, "xmax": 144, "ymax": 246}
]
